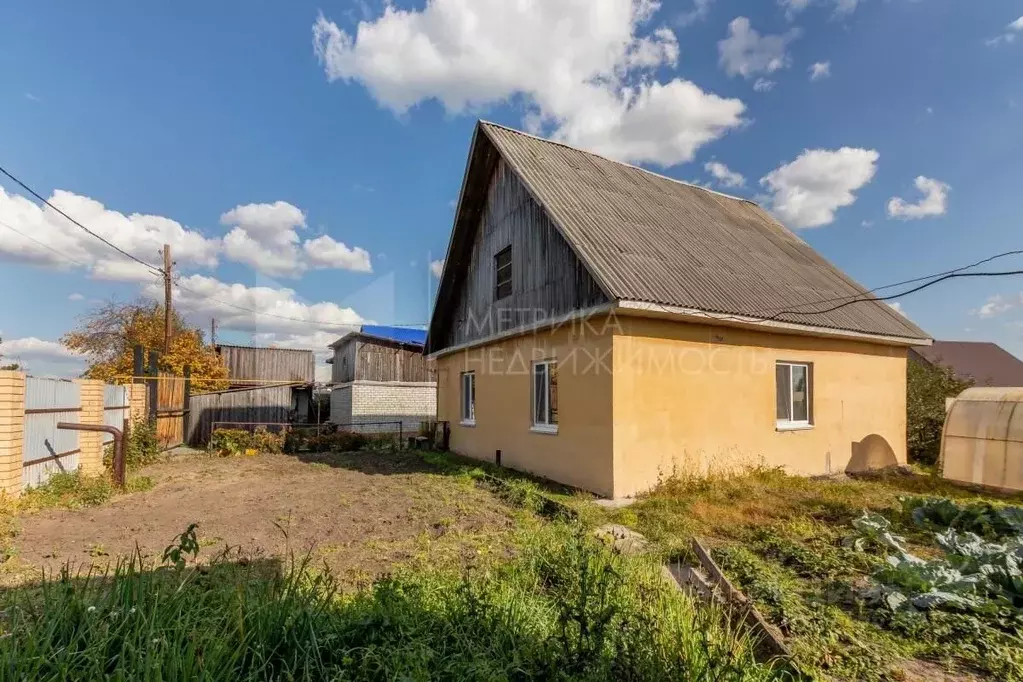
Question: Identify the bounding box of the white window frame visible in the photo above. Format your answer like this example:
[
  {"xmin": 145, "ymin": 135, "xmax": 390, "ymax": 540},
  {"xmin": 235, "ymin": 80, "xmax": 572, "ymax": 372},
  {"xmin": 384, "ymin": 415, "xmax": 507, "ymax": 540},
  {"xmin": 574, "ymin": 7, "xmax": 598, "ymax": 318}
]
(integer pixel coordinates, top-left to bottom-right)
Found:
[
  {"xmin": 531, "ymin": 360, "xmax": 558, "ymax": 434},
  {"xmin": 776, "ymin": 361, "xmax": 813, "ymax": 431},
  {"xmin": 460, "ymin": 371, "xmax": 476, "ymax": 426}
]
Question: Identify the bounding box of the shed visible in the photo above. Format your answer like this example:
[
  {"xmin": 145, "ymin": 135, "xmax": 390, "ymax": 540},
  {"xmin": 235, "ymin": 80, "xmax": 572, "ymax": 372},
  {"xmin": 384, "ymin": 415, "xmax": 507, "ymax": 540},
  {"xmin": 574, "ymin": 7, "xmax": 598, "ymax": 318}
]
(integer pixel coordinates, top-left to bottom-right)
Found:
[
  {"xmin": 941, "ymin": 387, "xmax": 1023, "ymax": 492},
  {"xmin": 186, "ymin": 383, "xmax": 314, "ymax": 446},
  {"xmin": 215, "ymin": 344, "xmax": 316, "ymax": 388}
]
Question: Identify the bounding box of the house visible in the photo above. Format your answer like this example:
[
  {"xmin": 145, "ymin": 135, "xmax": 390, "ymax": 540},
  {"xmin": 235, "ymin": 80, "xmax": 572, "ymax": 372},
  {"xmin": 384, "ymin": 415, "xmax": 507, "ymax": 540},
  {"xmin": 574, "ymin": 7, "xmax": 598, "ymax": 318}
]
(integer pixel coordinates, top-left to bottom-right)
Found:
[
  {"xmin": 328, "ymin": 325, "xmax": 436, "ymax": 433},
  {"xmin": 909, "ymin": 341, "xmax": 1023, "ymax": 387},
  {"xmin": 425, "ymin": 121, "xmax": 931, "ymax": 499}
]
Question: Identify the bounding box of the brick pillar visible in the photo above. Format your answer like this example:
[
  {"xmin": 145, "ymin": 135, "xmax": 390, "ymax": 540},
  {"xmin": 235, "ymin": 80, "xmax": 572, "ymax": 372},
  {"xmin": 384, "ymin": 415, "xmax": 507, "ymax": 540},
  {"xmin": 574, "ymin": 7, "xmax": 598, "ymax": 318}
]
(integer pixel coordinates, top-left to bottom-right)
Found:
[
  {"xmin": 76, "ymin": 379, "xmax": 105, "ymax": 475},
  {"xmin": 0, "ymin": 371, "xmax": 26, "ymax": 497},
  {"xmin": 127, "ymin": 383, "xmax": 147, "ymax": 423}
]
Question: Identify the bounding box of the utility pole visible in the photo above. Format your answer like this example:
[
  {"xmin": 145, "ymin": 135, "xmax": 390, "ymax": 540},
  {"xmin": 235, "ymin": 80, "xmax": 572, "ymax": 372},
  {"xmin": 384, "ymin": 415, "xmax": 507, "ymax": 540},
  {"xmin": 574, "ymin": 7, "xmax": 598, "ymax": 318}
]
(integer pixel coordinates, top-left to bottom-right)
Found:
[
  {"xmin": 163, "ymin": 244, "xmax": 172, "ymax": 353},
  {"xmin": 210, "ymin": 318, "xmax": 218, "ymax": 347}
]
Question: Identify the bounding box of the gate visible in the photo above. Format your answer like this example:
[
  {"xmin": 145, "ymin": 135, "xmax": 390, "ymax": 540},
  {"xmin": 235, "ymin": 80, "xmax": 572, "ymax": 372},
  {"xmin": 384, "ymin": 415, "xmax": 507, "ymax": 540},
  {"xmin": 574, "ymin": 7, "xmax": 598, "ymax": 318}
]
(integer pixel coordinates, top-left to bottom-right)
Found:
[
  {"xmin": 23, "ymin": 377, "xmax": 81, "ymax": 489},
  {"xmin": 155, "ymin": 371, "xmax": 187, "ymax": 448}
]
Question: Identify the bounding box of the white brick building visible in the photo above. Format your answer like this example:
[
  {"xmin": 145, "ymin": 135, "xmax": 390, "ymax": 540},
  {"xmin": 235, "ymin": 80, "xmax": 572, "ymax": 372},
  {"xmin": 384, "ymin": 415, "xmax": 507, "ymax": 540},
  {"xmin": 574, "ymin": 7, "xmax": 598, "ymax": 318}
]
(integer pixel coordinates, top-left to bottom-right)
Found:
[{"xmin": 327, "ymin": 326, "xmax": 437, "ymax": 433}]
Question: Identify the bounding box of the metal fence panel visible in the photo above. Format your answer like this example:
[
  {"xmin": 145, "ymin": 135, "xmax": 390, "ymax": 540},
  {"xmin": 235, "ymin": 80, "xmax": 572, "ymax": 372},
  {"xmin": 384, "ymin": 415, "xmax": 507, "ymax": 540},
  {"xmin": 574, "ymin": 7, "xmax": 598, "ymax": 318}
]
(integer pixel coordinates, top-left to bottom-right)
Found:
[
  {"xmin": 103, "ymin": 384, "xmax": 129, "ymax": 444},
  {"xmin": 23, "ymin": 377, "xmax": 81, "ymax": 489}
]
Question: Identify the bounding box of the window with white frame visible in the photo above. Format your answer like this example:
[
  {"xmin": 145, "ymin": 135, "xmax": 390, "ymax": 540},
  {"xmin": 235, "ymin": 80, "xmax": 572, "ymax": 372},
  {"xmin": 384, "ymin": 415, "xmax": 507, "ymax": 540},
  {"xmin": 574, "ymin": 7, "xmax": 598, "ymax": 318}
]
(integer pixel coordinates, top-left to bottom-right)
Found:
[
  {"xmin": 775, "ymin": 362, "xmax": 812, "ymax": 428},
  {"xmin": 532, "ymin": 360, "xmax": 558, "ymax": 432},
  {"xmin": 460, "ymin": 371, "xmax": 475, "ymax": 424}
]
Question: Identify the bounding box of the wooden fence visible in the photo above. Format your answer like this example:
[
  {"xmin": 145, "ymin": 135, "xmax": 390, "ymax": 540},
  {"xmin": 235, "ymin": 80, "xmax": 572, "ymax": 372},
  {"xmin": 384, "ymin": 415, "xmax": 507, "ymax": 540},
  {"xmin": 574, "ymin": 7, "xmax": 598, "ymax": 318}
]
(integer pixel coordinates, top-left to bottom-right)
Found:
[{"xmin": 186, "ymin": 384, "xmax": 299, "ymax": 446}]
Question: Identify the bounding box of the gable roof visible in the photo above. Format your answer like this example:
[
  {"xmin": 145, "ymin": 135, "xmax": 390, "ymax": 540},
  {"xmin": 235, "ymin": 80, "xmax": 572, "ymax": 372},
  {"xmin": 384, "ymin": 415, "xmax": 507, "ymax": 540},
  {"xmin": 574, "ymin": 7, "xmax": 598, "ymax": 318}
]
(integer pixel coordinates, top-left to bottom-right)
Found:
[
  {"xmin": 329, "ymin": 325, "xmax": 426, "ymax": 350},
  {"xmin": 428, "ymin": 121, "xmax": 929, "ymax": 352},
  {"xmin": 910, "ymin": 341, "xmax": 1023, "ymax": 387}
]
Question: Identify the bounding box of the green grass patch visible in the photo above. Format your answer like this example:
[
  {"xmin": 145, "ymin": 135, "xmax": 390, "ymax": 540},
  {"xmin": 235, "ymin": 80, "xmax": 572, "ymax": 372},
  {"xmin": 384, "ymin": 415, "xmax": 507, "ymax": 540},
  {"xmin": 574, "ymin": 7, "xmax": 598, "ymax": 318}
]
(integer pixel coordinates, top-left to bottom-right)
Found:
[
  {"xmin": 18, "ymin": 470, "xmax": 153, "ymax": 512},
  {"xmin": 604, "ymin": 467, "xmax": 1023, "ymax": 680},
  {"xmin": 0, "ymin": 523, "xmax": 785, "ymax": 681}
]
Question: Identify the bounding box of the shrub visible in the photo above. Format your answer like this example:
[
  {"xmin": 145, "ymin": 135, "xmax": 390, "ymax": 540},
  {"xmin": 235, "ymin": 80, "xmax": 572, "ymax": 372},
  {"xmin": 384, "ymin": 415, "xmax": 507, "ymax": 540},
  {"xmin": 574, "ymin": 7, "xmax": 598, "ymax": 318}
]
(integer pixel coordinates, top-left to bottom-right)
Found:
[
  {"xmin": 209, "ymin": 428, "xmax": 285, "ymax": 457},
  {"xmin": 20, "ymin": 471, "xmax": 116, "ymax": 510},
  {"xmin": 906, "ymin": 361, "xmax": 972, "ymax": 465},
  {"xmin": 102, "ymin": 417, "xmax": 160, "ymax": 472}
]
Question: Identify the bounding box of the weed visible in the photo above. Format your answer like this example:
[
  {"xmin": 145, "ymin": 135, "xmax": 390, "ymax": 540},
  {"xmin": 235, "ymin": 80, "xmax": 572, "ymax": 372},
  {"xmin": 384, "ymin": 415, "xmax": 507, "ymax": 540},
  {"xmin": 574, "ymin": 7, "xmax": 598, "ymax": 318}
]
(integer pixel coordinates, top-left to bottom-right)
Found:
[{"xmin": 0, "ymin": 522, "xmax": 784, "ymax": 681}]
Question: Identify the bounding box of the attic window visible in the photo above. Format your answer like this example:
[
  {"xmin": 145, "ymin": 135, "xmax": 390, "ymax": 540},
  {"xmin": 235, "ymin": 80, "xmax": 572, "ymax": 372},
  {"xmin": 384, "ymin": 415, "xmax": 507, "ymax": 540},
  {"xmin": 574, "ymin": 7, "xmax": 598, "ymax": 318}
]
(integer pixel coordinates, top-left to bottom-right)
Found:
[{"xmin": 494, "ymin": 246, "xmax": 512, "ymax": 300}]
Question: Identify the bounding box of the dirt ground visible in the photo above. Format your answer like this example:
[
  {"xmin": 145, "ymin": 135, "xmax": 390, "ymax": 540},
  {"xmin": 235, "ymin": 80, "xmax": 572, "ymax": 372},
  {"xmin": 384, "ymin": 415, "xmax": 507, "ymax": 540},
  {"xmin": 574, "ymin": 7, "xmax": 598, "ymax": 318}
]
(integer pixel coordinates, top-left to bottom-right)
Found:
[{"xmin": 6, "ymin": 450, "xmax": 520, "ymax": 584}]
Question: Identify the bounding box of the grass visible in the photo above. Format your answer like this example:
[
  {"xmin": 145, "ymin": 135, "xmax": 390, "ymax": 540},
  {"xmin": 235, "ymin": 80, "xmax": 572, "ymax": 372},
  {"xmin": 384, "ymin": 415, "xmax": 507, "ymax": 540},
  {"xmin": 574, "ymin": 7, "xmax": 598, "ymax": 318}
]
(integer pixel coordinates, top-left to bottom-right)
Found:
[
  {"xmin": 602, "ymin": 466, "xmax": 1023, "ymax": 681},
  {"xmin": 0, "ymin": 522, "xmax": 787, "ymax": 681}
]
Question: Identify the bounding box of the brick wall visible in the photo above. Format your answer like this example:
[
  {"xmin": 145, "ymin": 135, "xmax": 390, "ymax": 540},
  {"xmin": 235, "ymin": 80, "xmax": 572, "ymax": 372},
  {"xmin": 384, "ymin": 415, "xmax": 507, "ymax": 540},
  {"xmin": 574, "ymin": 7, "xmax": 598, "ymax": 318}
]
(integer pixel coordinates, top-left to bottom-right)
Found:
[
  {"xmin": 75, "ymin": 379, "xmax": 105, "ymax": 474},
  {"xmin": 330, "ymin": 381, "xmax": 437, "ymax": 433},
  {"xmin": 127, "ymin": 383, "xmax": 147, "ymax": 423},
  {"xmin": 0, "ymin": 371, "xmax": 25, "ymax": 496}
]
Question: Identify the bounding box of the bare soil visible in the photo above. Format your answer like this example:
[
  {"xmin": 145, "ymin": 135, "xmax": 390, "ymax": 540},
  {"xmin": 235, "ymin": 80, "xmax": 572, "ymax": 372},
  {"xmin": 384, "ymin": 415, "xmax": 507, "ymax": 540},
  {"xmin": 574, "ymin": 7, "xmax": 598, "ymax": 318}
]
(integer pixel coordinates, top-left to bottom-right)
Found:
[{"xmin": 7, "ymin": 450, "xmax": 519, "ymax": 584}]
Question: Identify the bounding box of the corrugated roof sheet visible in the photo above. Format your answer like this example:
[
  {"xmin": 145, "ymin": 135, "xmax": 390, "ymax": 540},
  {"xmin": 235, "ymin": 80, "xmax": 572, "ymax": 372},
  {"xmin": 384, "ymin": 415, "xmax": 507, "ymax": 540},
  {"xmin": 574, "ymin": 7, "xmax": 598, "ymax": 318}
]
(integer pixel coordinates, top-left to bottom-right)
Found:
[
  {"xmin": 359, "ymin": 325, "xmax": 427, "ymax": 347},
  {"xmin": 910, "ymin": 341, "xmax": 1023, "ymax": 387},
  {"xmin": 479, "ymin": 121, "xmax": 928, "ymax": 341}
]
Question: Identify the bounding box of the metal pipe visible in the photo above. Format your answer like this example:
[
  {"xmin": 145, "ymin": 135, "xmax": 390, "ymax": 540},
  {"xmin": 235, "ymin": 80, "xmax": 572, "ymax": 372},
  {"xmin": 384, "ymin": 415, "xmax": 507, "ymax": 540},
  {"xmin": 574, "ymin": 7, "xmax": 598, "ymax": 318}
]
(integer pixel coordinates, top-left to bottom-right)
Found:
[{"xmin": 57, "ymin": 422, "xmax": 125, "ymax": 488}]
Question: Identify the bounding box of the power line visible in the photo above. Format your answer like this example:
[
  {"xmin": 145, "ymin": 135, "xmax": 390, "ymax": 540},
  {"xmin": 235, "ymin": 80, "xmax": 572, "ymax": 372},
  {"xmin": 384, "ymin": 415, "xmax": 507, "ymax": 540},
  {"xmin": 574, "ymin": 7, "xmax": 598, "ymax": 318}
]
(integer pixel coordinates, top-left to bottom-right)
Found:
[
  {"xmin": 0, "ymin": 163, "xmax": 163, "ymax": 276},
  {"xmin": 0, "ymin": 218, "xmax": 88, "ymax": 268},
  {"xmin": 756, "ymin": 248, "xmax": 1023, "ymax": 314},
  {"xmin": 767, "ymin": 269, "xmax": 1023, "ymax": 320}
]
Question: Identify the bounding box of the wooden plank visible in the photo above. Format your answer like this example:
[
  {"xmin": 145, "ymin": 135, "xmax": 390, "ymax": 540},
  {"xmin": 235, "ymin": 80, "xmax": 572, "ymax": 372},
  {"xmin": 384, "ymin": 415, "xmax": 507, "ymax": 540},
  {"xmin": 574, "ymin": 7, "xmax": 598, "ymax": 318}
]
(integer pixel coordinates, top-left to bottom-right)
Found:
[{"xmin": 441, "ymin": 158, "xmax": 608, "ymax": 350}]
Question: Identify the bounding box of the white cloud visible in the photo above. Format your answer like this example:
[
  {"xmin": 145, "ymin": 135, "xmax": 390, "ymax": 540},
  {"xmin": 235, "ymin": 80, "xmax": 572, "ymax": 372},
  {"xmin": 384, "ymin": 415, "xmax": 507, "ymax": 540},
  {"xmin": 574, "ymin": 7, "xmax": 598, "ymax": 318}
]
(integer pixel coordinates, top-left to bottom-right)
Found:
[
  {"xmin": 430, "ymin": 259, "xmax": 445, "ymax": 278},
  {"xmin": 973, "ymin": 294, "xmax": 1014, "ymax": 319},
  {"xmin": 0, "ymin": 337, "xmax": 81, "ymax": 362},
  {"xmin": 718, "ymin": 17, "xmax": 800, "ymax": 79},
  {"xmin": 886, "ymin": 302, "xmax": 908, "ymax": 317},
  {"xmin": 68, "ymin": 292, "xmax": 85, "ymax": 301},
  {"xmin": 677, "ymin": 0, "xmax": 714, "ymax": 26},
  {"xmin": 313, "ymin": 0, "xmax": 746, "ymax": 167},
  {"xmin": 886, "ymin": 176, "xmax": 950, "ymax": 220},
  {"xmin": 753, "ymin": 78, "xmax": 776, "ymax": 92},
  {"xmin": 304, "ymin": 235, "xmax": 373, "ymax": 273},
  {"xmin": 759, "ymin": 147, "xmax": 879, "ymax": 228},
  {"xmin": 779, "ymin": 0, "xmax": 860, "ymax": 18},
  {"xmin": 987, "ymin": 16, "xmax": 1023, "ymax": 46},
  {"xmin": 149, "ymin": 274, "xmax": 366, "ymax": 339},
  {"xmin": 0, "ymin": 186, "xmax": 219, "ymax": 282},
  {"xmin": 861, "ymin": 219, "xmax": 874, "ymax": 228},
  {"xmin": 809, "ymin": 61, "xmax": 831, "ymax": 81},
  {"xmin": 926, "ymin": 106, "xmax": 934, "ymax": 115},
  {"xmin": 24, "ymin": 93, "xmax": 41, "ymax": 103},
  {"xmin": 704, "ymin": 160, "xmax": 746, "ymax": 188},
  {"xmin": 220, "ymin": 201, "xmax": 373, "ymax": 277}
]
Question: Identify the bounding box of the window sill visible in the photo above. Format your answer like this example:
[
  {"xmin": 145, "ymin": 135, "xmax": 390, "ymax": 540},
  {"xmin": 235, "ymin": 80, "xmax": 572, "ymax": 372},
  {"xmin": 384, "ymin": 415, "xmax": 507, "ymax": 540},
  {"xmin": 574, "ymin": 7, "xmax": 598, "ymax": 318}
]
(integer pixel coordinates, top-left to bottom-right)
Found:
[
  {"xmin": 530, "ymin": 424, "xmax": 559, "ymax": 435},
  {"xmin": 776, "ymin": 422, "xmax": 813, "ymax": 432},
  {"xmin": 459, "ymin": 420, "xmax": 476, "ymax": 428}
]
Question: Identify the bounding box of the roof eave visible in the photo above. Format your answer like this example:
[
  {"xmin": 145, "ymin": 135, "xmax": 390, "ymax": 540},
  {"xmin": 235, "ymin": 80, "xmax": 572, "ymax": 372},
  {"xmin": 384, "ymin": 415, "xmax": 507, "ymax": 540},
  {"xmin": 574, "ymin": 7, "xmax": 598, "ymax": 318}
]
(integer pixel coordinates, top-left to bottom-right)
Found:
[{"xmin": 616, "ymin": 300, "xmax": 932, "ymax": 347}]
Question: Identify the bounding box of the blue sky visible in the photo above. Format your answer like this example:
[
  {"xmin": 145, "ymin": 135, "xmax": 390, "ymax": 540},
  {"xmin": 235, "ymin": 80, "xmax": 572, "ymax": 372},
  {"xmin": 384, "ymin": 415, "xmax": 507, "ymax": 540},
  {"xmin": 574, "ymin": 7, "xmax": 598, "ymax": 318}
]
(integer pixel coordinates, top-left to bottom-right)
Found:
[{"xmin": 0, "ymin": 0, "xmax": 1020, "ymax": 377}]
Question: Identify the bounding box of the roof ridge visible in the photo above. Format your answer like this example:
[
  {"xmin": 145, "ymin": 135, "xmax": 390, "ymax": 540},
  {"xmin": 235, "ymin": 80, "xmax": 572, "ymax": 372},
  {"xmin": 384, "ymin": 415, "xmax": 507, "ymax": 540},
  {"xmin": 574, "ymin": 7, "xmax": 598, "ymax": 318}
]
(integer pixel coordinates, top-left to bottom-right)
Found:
[{"xmin": 478, "ymin": 120, "xmax": 753, "ymax": 205}]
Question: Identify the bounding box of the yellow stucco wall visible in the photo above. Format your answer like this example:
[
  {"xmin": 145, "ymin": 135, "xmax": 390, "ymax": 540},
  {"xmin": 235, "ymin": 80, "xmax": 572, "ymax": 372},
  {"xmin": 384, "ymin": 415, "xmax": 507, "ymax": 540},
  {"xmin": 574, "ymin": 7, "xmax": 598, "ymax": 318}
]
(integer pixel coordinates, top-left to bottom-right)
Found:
[
  {"xmin": 435, "ymin": 314, "xmax": 909, "ymax": 499},
  {"xmin": 436, "ymin": 318, "xmax": 616, "ymax": 497},
  {"xmin": 612, "ymin": 316, "xmax": 908, "ymax": 498}
]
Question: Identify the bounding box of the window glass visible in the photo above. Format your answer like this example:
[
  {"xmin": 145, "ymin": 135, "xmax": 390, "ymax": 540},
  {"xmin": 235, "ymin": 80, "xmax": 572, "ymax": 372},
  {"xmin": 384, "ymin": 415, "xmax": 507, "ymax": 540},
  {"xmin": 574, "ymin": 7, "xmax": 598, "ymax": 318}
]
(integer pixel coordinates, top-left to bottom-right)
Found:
[
  {"xmin": 775, "ymin": 364, "xmax": 791, "ymax": 421},
  {"xmin": 461, "ymin": 372, "xmax": 475, "ymax": 422},
  {"xmin": 495, "ymin": 247, "xmax": 512, "ymax": 300},
  {"xmin": 791, "ymin": 365, "xmax": 808, "ymax": 422},
  {"xmin": 533, "ymin": 363, "xmax": 547, "ymax": 424}
]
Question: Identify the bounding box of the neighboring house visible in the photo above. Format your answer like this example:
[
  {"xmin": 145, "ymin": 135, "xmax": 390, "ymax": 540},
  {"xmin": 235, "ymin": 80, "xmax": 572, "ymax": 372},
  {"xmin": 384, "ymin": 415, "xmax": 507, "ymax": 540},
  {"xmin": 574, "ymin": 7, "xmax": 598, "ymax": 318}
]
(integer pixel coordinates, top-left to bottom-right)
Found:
[
  {"xmin": 426, "ymin": 121, "xmax": 931, "ymax": 499},
  {"xmin": 328, "ymin": 325, "xmax": 436, "ymax": 433},
  {"xmin": 909, "ymin": 341, "xmax": 1023, "ymax": 387}
]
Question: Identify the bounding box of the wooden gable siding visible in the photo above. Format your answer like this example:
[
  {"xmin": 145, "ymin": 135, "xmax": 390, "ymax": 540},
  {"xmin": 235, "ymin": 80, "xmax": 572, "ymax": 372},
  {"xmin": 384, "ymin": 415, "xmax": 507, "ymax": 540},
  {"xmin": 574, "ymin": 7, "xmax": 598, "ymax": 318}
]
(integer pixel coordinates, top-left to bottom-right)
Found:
[
  {"xmin": 441, "ymin": 158, "xmax": 608, "ymax": 349},
  {"xmin": 331, "ymin": 338, "xmax": 358, "ymax": 384},
  {"xmin": 217, "ymin": 346, "xmax": 315, "ymax": 386},
  {"xmin": 332, "ymin": 336, "xmax": 433, "ymax": 383}
]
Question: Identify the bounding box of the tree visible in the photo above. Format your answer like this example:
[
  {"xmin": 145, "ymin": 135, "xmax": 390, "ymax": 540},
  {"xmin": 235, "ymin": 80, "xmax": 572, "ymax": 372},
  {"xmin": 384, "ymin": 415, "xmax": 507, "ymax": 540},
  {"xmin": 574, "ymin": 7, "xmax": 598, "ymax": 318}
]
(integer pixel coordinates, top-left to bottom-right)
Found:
[
  {"xmin": 906, "ymin": 359, "xmax": 973, "ymax": 465},
  {"xmin": 61, "ymin": 299, "xmax": 228, "ymax": 392}
]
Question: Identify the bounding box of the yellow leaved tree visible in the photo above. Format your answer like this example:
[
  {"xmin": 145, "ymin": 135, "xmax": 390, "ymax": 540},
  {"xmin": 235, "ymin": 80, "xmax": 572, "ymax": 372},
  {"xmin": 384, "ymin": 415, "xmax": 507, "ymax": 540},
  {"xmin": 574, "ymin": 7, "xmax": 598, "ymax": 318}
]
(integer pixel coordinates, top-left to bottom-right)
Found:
[{"xmin": 61, "ymin": 299, "xmax": 229, "ymax": 392}]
